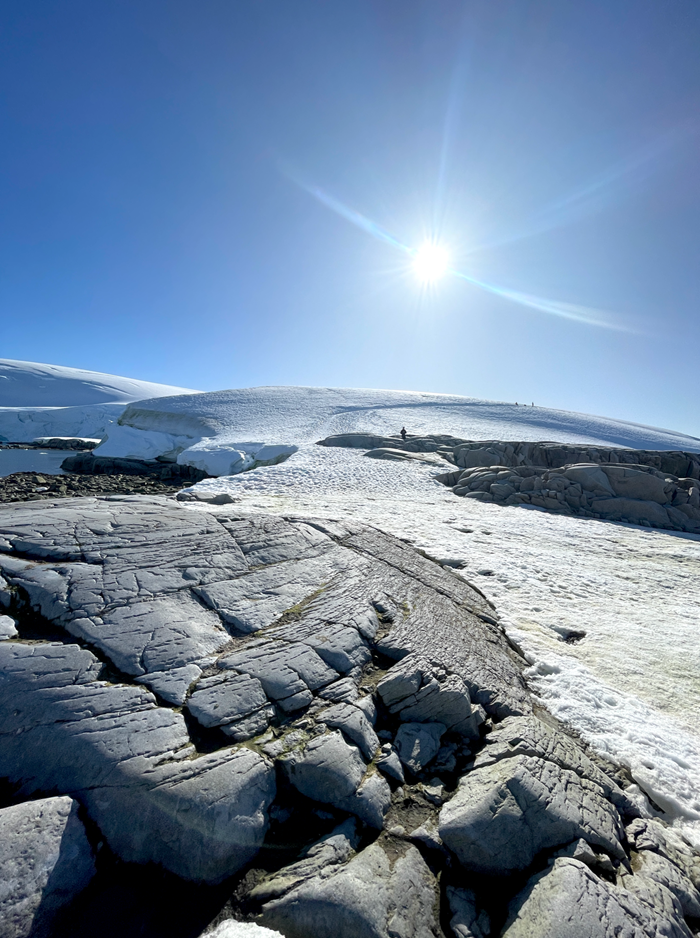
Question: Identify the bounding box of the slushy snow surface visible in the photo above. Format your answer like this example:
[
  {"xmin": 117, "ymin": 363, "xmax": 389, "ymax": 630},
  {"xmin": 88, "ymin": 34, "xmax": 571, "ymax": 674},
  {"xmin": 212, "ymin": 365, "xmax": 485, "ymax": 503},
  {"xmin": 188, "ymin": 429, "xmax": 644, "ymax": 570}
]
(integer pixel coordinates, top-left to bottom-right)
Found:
[{"xmin": 0, "ymin": 359, "xmax": 198, "ymax": 442}]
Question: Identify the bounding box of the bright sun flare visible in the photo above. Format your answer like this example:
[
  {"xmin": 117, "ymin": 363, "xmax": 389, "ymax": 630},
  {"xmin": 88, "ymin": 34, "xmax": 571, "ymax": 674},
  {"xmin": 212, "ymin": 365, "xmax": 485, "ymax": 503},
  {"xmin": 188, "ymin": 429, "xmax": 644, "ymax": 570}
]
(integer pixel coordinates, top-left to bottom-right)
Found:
[{"xmin": 412, "ymin": 243, "xmax": 450, "ymax": 282}]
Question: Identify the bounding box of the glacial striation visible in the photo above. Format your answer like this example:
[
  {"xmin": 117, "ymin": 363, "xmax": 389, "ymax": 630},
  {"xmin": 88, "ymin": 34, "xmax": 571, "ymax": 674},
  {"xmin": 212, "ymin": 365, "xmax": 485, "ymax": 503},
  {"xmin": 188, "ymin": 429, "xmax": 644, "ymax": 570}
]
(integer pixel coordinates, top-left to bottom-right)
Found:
[{"xmin": 0, "ymin": 495, "xmax": 698, "ymax": 937}]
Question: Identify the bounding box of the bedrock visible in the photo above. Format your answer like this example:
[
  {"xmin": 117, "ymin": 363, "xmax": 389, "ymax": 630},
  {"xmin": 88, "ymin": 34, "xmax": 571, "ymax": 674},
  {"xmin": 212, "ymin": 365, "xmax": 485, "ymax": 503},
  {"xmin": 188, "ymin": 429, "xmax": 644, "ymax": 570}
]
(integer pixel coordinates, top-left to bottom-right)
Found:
[
  {"xmin": 0, "ymin": 496, "xmax": 698, "ymax": 937},
  {"xmin": 436, "ymin": 462, "xmax": 700, "ymax": 533}
]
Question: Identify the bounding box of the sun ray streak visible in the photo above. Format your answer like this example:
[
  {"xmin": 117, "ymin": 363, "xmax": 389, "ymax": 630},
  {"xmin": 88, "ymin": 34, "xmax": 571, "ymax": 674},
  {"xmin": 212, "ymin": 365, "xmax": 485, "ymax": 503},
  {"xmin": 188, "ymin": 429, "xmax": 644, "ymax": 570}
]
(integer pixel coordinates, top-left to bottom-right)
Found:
[{"xmin": 282, "ymin": 167, "xmax": 634, "ymax": 333}]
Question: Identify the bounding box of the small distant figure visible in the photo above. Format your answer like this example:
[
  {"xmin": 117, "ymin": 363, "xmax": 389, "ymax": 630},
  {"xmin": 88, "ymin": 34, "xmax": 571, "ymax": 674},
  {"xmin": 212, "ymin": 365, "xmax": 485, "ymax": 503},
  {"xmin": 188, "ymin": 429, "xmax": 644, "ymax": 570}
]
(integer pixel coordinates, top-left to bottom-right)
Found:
[
  {"xmin": 515, "ymin": 402, "xmax": 518, "ymax": 406},
  {"xmin": 400, "ymin": 427, "xmax": 407, "ymax": 441},
  {"xmin": 531, "ymin": 402, "xmax": 534, "ymax": 407}
]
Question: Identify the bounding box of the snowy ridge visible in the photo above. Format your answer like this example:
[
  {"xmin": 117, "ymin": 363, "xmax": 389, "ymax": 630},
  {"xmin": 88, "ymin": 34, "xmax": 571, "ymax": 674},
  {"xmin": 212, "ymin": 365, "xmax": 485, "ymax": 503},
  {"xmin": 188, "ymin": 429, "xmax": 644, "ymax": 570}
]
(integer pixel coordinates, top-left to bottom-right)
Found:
[
  {"xmin": 92, "ymin": 385, "xmax": 700, "ymax": 477},
  {"xmin": 0, "ymin": 359, "xmax": 199, "ymax": 442}
]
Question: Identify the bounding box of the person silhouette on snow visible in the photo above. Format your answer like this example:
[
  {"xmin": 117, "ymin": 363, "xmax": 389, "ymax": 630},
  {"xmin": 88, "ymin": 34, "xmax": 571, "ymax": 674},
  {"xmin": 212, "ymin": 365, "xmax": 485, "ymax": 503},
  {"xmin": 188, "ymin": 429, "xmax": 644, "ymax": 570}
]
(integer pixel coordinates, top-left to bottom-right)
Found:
[{"xmin": 400, "ymin": 427, "xmax": 407, "ymax": 441}]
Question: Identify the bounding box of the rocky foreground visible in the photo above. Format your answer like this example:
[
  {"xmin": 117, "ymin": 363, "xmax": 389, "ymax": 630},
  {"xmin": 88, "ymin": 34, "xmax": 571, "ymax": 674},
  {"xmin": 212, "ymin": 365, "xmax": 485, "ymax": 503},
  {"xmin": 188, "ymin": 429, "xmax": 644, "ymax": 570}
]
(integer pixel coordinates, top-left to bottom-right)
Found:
[{"xmin": 0, "ymin": 495, "xmax": 698, "ymax": 937}]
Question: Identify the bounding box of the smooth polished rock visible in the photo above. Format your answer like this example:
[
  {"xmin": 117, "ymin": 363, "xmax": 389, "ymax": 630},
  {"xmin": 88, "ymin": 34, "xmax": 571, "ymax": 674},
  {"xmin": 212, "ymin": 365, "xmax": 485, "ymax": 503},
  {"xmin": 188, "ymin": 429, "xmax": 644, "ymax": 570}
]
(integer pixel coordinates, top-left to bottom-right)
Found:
[{"xmin": 0, "ymin": 796, "xmax": 95, "ymax": 938}]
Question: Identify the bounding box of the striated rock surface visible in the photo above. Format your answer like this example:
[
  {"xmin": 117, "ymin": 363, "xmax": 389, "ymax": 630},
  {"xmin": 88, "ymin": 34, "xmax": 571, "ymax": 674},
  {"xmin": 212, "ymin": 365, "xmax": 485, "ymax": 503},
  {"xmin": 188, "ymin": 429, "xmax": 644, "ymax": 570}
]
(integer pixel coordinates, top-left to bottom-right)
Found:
[{"xmin": 0, "ymin": 494, "xmax": 698, "ymax": 937}]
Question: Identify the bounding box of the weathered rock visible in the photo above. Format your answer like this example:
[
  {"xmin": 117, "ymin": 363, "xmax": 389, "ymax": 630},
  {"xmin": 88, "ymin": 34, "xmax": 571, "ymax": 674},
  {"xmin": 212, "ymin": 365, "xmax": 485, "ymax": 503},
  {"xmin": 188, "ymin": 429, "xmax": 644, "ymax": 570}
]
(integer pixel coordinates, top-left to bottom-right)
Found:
[
  {"xmin": 249, "ymin": 819, "xmax": 359, "ymax": 903},
  {"xmin": 0, "ymin": 642, "xmax": 276, "ymax": 883},
  {"xmin": 278, "ymin": 729, "xmax": 367, "ymax": 804},
  {"xmin": 620, "ymin": 849, "xmax": 700, "ymax": 919},
  {"xmin": 626, "ymin": 818, "xmax": 700, "ymax": 891},
  {"xmin": 473, "ymin": 715, "xmax": 635, "ymax": 815},
  {"xmin": 318, "ymin": 701, "xmax": 380, "ymax": 760},
  {"xmin": 394, "ymin": 722, "xmax": 445, "ymax": 774},
  {"xmin": 439, "ymin": 754, "xmax": 625, "ymax": 875},
  {"xmin": 135, "ymin": 662, "xmax": 202, "ymax": 705},
  {"xmin": 335, "ymin": 770, "xmax": 392, "ymax": 829},
  {"xmin": 259, "ymin": 839, "xmax": 442, "ymax": 938},
  {"xmin": 187, "ymin": 671, "xmax": 271, "ymax": 729},
  {"xmin": 377, "ymin": 745, "xmax": 405, "ymax": 783},
  {"xmin": 502, "ymin": 857, "xmax": 693, "ymax": 938},
  {"xmin": 0, "ymin": 796, "xmax": 96, "ymax": 938},
  {"xmin": 377, "ymin": 655, "xmax": 480, "ymax": 737}
]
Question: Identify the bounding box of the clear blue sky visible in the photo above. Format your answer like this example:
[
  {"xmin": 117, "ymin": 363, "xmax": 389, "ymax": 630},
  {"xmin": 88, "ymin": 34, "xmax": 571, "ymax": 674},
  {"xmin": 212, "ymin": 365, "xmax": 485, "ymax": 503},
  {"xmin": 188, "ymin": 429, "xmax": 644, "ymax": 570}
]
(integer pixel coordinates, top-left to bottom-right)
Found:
[{"xmin": 2, "ymin": 1, "xmax": 699, "ymax": 436}]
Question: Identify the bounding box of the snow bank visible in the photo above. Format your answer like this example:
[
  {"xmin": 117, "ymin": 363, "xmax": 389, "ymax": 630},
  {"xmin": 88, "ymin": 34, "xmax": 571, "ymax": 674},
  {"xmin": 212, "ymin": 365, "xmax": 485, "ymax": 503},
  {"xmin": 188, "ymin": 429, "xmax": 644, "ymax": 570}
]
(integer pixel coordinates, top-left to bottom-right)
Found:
[
  {"xmin": 118, "ymin": 385, "xmax": 700, "ymax": 452},
  {"xmin": 0, "ymin": 360, "xmax": 198, "ymax": 443}
]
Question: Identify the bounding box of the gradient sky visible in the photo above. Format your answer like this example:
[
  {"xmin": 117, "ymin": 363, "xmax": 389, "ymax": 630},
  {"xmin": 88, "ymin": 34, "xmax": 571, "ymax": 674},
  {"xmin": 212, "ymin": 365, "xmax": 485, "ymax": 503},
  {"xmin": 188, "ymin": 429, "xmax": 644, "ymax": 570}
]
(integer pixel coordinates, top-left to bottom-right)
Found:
[{"xmin": 2, "ymin": 1, "xmax": 699, "ymax": 436}]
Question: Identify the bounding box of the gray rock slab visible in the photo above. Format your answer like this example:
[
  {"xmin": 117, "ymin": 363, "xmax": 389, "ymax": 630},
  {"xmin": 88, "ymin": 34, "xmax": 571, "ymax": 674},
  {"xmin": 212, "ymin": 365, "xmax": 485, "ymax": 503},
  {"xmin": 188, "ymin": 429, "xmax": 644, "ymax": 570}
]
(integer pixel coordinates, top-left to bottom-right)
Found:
[
  {"xmin": 0, "ymin": 796, "xmax": 95, "ymax": 938},
  {"xmin": 195, "ymin": 553, "xmax": 346, "ymax": 634},
  {"xmin": 473, "ymin": 715, "xmax": 633, "ymax": 814},
  {"xmin": 335, "ymin": 770, "xmax": 392, "ymax": 829},
  {"xmin": 394, "ymin": 722, "xmax": 445, "ymax": 774},
  {"xmin": 259, "ymin": 840, "xmax": 442, "ymax": 938},
  {"xmin": 319, "ymin": 701, "xmax": 379, "ymax": 760},
  {"xmin": 377, "ymin": 655, "xmax": 476, "ymax": 735},
  {"xmin": 626, "ymin": 818, "xmax": 700, "ymax": 890},
  {"xmin": 317, "ymin": 676, "xmax": 360, "ymax": 703},
  {"xmin": 187, "ymin": 671, "xmax": 269, "ymax": 728},
  {"xmin": 219, "ymin": 639, "xmax": 338, "ymax": 701},
  {"xmin": 439, "ymin": 754, "xmax": 624, "ymax": 875},
  {"xmin": 0, "ymin": 614, "xmax": 18, "ymax": 640},
  {"xmin": 620, "ymin": 849, "xmax": 700, "ymax": 919},
  {"xmin": 502, "ymin": 858, "xmax": 691, "ymax": 938},
  {"xmin": 135, "ymin": 663, "xmax": 202, "ymax": 705},
  {"xmin": 278, "ymin": 730, "xmax": 366, "ymax": 804},
  {"xmin": 377, "ymin": 746, "xmax": 405, "ymax": 783},
  {"xmin": 0, "ymin": 642, "xmax": 275, "ymax": 883},
  {"xmin": 249, "ymin": 819, "xmax": 359, "ymax": 903},
  {"xmin": 217, "ymin": 516, "xmax": 332, "ymax": 566},
  {"xmin": 601, "ymin": 465, "xmax": 672, "ymax": 503}
]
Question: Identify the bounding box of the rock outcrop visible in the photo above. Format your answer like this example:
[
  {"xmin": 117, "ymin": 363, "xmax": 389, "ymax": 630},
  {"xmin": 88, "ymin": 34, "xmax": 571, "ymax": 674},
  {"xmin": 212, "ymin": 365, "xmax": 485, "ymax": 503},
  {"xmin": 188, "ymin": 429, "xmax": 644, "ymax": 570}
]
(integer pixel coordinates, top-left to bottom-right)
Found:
[
  {"xmin": 318, "ymin": 433, "xmax": 700, "ymax": 534},
  {"xmin": 0, "ymin": 495, "xmax": 698, "ymax": 937}
]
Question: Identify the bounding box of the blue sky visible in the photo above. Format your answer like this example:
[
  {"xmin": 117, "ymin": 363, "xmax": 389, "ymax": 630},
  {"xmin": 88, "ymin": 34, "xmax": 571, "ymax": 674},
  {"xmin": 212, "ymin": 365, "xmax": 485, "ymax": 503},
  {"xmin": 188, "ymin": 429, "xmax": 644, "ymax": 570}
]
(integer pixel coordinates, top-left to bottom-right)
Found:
[{"xmin": 2, "ymin": 1, "xmax": 699, "ymax": 436}]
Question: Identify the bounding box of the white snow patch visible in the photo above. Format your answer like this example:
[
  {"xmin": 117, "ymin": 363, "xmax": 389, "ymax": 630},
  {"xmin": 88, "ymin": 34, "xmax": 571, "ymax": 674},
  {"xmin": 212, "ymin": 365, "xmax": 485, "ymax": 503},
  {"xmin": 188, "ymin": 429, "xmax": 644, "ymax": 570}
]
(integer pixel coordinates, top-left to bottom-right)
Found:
[{"xmin": 203, "ymin": 923, "xmax": 283, "ymax": 938}]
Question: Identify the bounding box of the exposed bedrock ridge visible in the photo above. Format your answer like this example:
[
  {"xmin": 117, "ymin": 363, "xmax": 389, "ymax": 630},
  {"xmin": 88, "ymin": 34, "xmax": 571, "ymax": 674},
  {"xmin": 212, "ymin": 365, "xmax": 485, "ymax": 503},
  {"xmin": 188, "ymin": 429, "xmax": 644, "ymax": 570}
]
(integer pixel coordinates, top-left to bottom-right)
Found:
[
  {"xmin": 437, "ymin": 461, "xmax": 700, "ymax": 534},
  {"xmin": 0, "ymin": 496, "xmax": 699, "ymax": 937},
  {"xmin": 317, "ymin": 433, "xmax": 700, "ymax": 481}
]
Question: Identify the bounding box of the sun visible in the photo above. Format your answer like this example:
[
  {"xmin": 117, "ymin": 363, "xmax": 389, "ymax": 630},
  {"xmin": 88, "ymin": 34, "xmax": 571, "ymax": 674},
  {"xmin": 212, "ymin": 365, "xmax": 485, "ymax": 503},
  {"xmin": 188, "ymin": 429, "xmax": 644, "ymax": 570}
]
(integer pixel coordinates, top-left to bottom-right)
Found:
[{"xmin": 412, "ymin": 243, "xmax": 450, "ymax": 282}]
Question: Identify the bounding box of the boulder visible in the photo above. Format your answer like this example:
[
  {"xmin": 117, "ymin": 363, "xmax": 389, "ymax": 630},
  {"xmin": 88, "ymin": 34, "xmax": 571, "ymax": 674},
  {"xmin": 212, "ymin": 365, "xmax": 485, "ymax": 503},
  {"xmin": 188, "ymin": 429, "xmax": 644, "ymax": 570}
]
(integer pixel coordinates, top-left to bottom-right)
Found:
[
  {"xmin": 601, "ymin": 465, "xmax": 672, "ymax": 503},
  {"xmin": 377, "ymin": 655, "xmax": 479, "ymax": 736},
  {"xmin": 318, "ymin": 701, "xmax": 379, "ymax": 760},
  {"xmin": 259, "ymin": 840, "xmax": 442, "ymax": 938},
  {"xmin": 278, "ymin": 729, "xmax": 367, "ymax": 804},
  {"xmin": 0, "ymin": 796, "xmax": 95, "ymax": 938},
  {"xmin": 439, "ymin": 754, "xmax": 624, "ymax": 875},
  {"xmin": 503, "ymin": 857, "xmax": 695, "ymax": 938}
]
